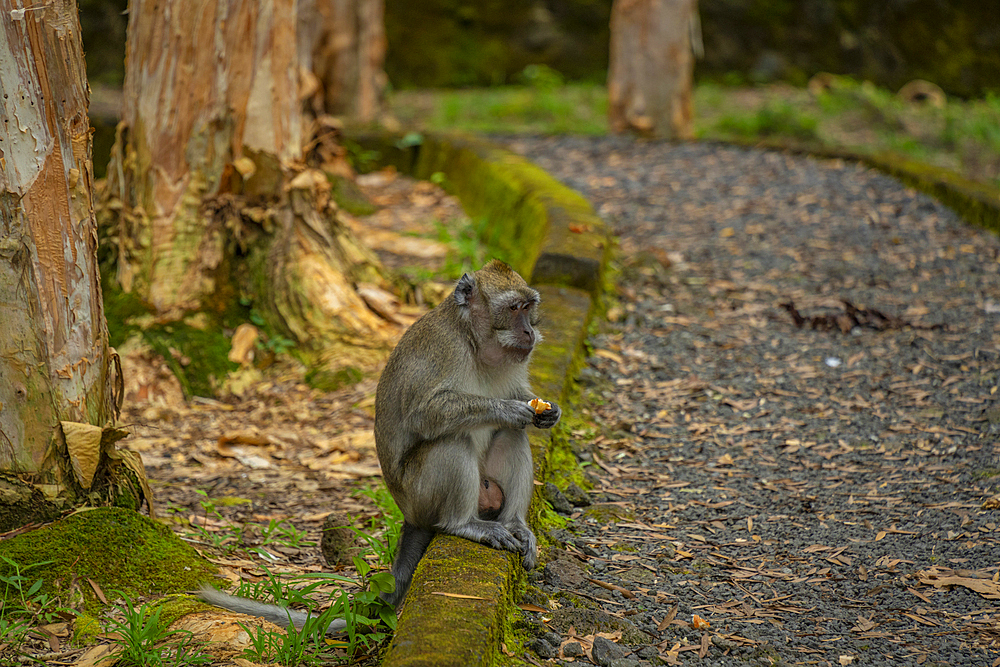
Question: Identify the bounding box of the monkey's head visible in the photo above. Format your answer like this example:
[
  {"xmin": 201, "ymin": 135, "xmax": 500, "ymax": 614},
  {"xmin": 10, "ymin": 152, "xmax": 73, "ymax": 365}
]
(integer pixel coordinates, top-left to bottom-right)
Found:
[{"xmin": 454, "ymin": 260, "xmax": 541, "ymax": 363}]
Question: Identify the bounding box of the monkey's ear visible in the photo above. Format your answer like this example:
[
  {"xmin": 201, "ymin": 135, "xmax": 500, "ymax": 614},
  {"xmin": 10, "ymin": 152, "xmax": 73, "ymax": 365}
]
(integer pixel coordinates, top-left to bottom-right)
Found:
[{"xmin": 454, "ymin": 273, "xmax": 475, "ymax": 306}]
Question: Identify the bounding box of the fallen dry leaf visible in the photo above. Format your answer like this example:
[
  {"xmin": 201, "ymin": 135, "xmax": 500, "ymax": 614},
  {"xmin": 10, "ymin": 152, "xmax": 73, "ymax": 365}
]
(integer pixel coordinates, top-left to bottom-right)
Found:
[
  {"xmin": 657, "ymin": 604, "xmax": 679, "ymax": 631},
  {"xmin": 228, "ymin": 323, "xmax": 259, "ymax": 365},
  {"xmin": 850, "ymin": 614, "xmax": 876, "ymax": 632},
  {"xmin": 71, "ymin": 644, "xmax": 117, "ymax": 667},
  {"xmin": 919, "ymin": 568, "xmax": 1000, "ymax": 600},
  {"xmin": 430, "ymin": 592, "xmax": 487, "ymax": 600}
]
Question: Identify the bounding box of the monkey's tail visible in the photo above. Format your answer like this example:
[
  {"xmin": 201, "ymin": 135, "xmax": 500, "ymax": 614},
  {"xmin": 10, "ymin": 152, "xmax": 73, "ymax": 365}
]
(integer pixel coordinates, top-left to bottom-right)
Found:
[
  {"xmin": 381, "ymin": 521, "xmax": 435, "ymax": 607},
  {"xmin": 198, "ymin": 585, "xmax": 346, "ymax": 634}
]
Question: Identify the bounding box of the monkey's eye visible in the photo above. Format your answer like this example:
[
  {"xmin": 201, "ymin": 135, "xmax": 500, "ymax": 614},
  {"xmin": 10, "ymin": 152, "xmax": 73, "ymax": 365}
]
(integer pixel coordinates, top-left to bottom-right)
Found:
[{"xmin": 509, "ymin": 303, "xmax": 519, "ymax": 311}]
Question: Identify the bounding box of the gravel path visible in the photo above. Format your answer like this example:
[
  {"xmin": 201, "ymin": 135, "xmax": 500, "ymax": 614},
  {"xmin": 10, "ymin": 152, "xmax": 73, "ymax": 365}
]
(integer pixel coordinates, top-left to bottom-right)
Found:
[{"xmin": 502, "ymin": 137, "xmax": 1000, "ymax": 667}]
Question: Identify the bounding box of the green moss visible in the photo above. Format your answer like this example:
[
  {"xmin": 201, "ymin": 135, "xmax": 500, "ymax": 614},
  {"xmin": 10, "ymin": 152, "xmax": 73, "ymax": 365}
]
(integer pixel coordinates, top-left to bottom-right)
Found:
[
  {"xmin": 583, "ymin": 504, "xmax": 635, "ymax": 524},
  {"xmin": 0, "ymin": 508, "xmax": 216, "ymax": 614},
  {"xmin": 413, "ymin": 136, "xmax": 543, "ymax": 274},
  {"xmin": 519, "ymin": 584, "xmax": 550, "ymax": 611},
  {"xmin": 305, "ymin": 365, "xmax": 364, "ymax": 392},
  {"xmin": 544, "ymin": 426, "xmax": 588, "ymax": 490},
  {"xmin": 73, "ymin": 613, "xmax": 102, "ymax": 644},
  {"xmin": 156, "ymin": 595, "xmax": 209, "ymax": 627},
  {"xmin": 102, "ymin": 276, "xmax": 244, "ymax": 399},
  {"xmin": 213, "ymin": 496, "xmax": 253, "ymax": 507},
  {"xmin": 530, "ymin": 494, "xmax": 568, "ymax": 543},
  {"xmin": 102, "ymin": 278, "xmax": 149, "ymax": 349},
  {"xmin": 498, "ymin": 589, "xmax": 530, "ymax": 667},
  {"xmin": 330, "ymin": 175, "xmax": 378, "ymax": 216},
  {"xmin": 383, "ymin": 537, "xmax": 517, "ymax": 666},
  {"xmin": 143, "ymin": 321, "xmax": 238, "ymax": 399}
]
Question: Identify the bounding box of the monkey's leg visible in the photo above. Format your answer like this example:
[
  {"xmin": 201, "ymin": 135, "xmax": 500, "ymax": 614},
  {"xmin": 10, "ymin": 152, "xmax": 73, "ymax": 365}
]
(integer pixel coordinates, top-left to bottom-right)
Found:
[
  {"xmin": 484, "ymin": 429, "xmax": 538, "ymax": 570},
  {"xmin": 382, "ymin": 521, "xmax": 435, "ymax": 607},
  {"xmin": 419, "ymin": 438, "xmax": 524, "ymax": 554}
]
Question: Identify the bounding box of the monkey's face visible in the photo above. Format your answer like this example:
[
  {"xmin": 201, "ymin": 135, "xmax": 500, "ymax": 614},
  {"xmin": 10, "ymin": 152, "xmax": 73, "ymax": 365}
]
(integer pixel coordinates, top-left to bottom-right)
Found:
[
  {"xmin": 492, "ymin": 290, "xmax": 541, "ymax": 358},
  {"xmin": 455, "ymin": 261, "xmax": 542, "ymax": 363}
]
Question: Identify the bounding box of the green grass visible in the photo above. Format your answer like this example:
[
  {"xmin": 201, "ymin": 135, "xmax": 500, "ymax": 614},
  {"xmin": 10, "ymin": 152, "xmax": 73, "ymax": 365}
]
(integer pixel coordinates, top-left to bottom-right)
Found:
[
  {"xmin": 388, "ymin": 76, "xmax": 1000, "ymax": 188},
  {"xmin": 712, "ymin": 98, "xmax": 820, "ymax": 142},
  {"xmin": 695, "ymin": 79, "xmax": 1000, "ymax": 188},
  {"xmin": 105, "ymin": 593, "xmax": 211, "ymax": 666},
  {"xmin": 390, "ymin": 84, "xmax": 608, "ymax": 136}
]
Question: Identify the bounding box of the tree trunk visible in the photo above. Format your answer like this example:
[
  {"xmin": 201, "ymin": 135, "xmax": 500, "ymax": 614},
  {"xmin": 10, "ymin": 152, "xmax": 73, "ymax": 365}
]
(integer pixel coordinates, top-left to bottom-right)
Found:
[
  {"xmin": 302, "ymin": 0, "xmax": 387, "ymax": 122},
  {"xmin": 0, "ymin": 1, "xmax": 142, "ymax": 531},
  {"xmin": 103, "ymin": 0, "xmax": 397, "ymax": 382},
  {"xmin": 607, "ymin": 0, "xmax": 696, "ymax": 139}
]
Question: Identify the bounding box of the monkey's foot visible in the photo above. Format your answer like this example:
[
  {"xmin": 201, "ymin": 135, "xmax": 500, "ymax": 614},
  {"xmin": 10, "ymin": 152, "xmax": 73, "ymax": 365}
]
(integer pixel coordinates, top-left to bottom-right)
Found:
[
  {"xmin": 508, "ymin": 522, "xmax": 538, "ymax": 570},
  {"xmin": 448, "ymin": 519, "xmax": 523, "ymax": 554}
]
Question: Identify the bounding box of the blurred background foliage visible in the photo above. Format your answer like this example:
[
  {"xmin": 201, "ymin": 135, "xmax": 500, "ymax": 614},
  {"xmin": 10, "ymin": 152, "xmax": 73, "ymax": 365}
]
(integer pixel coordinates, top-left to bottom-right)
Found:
[
  {"xmin": 78, "ymin": 0, "xmax": 1000, "ymax": 187},
  {"xmin": 80, "ymin": 0, "xmax": 999, "ymax": 96}
]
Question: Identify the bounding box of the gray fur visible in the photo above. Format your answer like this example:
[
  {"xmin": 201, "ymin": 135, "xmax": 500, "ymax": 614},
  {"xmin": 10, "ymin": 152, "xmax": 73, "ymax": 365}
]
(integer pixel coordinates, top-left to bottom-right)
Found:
[
  {"xmin": 382, "ymin": 522, "xmax": 435, "ymax": 607},
  {"xmin": 375, "ymin": 260, "xmax": 560, "ymax": 606},
  {"xmin": 197, "ymin": 585, "xmax": 347, "ymax": 634}
]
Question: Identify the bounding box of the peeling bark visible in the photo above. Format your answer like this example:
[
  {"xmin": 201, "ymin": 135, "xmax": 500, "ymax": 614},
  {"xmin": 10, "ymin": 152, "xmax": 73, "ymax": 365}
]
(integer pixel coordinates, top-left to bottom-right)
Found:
[
  {"xmin": 107, "ymin": 0, "xmax": 303, "ymax": 316},
  {"xmin": 0, "ymin": 0, "xmax": 110, "ymax": 467},
  {"xmin": 0, "ymin": 1, "xmax": 140, "ymax": 528},
  {"xmin": 608, "ymin": 0, "xmax": 696, "ymax": 139}
]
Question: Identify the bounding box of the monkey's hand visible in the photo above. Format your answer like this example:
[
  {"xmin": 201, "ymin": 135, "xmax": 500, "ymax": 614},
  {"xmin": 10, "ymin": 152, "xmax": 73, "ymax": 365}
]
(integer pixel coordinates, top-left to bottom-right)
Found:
[
  {"xmin": 503, "ymin": 399, "xmax": 538, "ymax": 429},
  {"xmin": 531, "ymin": 401, "xmax": 561, "ymax": 429}
]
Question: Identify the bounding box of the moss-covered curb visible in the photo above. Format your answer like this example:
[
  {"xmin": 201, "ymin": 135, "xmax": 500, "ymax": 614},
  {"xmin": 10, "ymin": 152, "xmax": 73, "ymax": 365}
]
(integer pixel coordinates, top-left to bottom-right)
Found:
[
  {"xmin": 348, "ymin": 131, "xmax": 611, "ymax": 291},
  {"xmin": 712, "ymin": 137, "xmax": 1000, "ymax": 236},
  {"xmin": 347, "ymin": 131, "xmax": 611, "ymax": 667},
  {"xmin": 382, "ymin": 537, "xmax": 520, "ymax": 667}
]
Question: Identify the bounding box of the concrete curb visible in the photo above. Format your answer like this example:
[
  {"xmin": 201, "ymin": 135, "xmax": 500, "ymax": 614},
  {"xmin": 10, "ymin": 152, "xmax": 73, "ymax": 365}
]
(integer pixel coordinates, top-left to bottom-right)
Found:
[{"xmin": 347, "ymin": 131, "xmax": 612, "ymax": 666}]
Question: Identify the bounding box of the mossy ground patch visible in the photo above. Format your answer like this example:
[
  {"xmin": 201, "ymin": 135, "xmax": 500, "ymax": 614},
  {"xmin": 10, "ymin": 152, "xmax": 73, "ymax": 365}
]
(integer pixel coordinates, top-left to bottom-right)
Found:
[{"xmin": 0, "ymin": 507, "xmax": 216, "ymax": 613}]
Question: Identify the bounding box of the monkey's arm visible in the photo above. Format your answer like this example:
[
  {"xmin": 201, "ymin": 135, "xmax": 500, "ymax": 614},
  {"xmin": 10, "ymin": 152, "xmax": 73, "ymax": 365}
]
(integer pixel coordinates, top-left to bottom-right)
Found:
[
  {"xmin": 409, "ymin": 390, "xmax": 535, "ymax": 439},
  {"xmin": 198, "ymin": 586, "xmax": 346, "ymax": 635}
]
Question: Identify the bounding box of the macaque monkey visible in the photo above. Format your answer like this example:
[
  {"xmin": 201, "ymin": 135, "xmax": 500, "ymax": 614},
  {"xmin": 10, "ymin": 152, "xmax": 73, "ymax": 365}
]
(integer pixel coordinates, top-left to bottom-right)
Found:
[
  {"xmin": 375, "ymin": 259, "xmax": 560, "ymax": 606},
  {"xmin": 199, "ymin": 260, "xmax": 559, "ymax": 628}
]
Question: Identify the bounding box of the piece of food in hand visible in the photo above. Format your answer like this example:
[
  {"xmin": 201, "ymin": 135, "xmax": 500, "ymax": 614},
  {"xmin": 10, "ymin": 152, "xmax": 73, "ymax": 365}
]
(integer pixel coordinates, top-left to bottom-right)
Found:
[{"xmin": 529, "ymin": 398, "xmax": 552, "ymax": 414}]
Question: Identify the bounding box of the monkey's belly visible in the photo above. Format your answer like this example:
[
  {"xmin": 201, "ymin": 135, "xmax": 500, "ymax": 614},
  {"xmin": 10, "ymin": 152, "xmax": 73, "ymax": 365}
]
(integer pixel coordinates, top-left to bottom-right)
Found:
[{"xmin": 469, "ymin": 427, "xmax": 494, "ymax": 456}]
